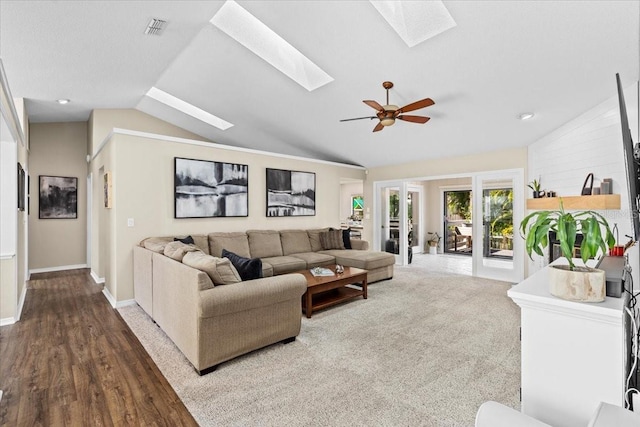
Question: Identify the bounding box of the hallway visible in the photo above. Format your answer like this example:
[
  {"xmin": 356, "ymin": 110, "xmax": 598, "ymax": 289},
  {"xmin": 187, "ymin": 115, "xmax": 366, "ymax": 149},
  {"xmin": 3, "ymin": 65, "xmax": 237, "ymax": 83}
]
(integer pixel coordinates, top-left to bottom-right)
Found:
[{"xmin": 0, "ymin": 269, "xmax": 196, "ymax": 426}]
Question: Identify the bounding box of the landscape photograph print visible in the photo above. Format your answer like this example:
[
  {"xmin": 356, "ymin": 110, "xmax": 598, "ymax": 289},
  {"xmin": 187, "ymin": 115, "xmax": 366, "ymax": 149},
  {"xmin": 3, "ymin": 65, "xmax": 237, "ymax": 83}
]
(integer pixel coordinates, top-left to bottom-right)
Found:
[
  {"xmin": 266, "ymin": 168, "xmax": 315, "ymax": 217},
  {"xmin": 174, "ymin": 157, "xmax": 248, "ymax": 218},
  {"xmin": 39, "ymin": 175, "xmax": 78, "ymax": 219}
]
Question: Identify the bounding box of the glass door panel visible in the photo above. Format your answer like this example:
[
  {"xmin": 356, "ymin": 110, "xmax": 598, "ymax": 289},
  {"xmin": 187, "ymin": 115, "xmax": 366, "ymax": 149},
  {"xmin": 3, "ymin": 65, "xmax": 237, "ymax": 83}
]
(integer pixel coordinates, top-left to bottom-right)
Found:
[
  {"xmin": 472, "ymin": 171, "xmax": 524, "ymax": 282},
  {"xmin": 443, "ymin": 190, "xmax": 473, "ymax": 255}
]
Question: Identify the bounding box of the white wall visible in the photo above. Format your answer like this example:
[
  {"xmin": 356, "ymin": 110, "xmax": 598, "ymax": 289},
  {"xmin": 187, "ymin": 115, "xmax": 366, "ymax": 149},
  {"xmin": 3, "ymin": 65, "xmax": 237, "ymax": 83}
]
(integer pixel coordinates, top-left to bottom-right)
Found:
[
  {"xmin": 528, "ymin": 82, "xmax": 639, "ymax": 273},
  {"xmin": 0, "ymin": 140, "xmax": 16, "ymax": 258}
]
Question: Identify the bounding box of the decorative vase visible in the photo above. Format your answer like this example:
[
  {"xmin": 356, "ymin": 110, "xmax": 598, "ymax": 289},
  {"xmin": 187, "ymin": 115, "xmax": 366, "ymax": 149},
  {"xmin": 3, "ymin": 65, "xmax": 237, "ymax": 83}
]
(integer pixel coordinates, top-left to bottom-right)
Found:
[{"xmin": 548, "ymin": 265, "xmax": 605, "ymax": 302}]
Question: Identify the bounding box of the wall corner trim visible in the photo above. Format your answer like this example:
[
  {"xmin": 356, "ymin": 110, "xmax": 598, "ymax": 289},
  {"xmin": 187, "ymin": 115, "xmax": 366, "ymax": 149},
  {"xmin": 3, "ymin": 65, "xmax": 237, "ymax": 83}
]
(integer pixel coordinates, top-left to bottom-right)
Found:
[
  {"xmin": 0, "ymin": 253, "xmax": 15, "ymax": 260},
  {"xmin": 15, "ymin": 283, "xmax": 27, "ymax": 322},
  {"xmin": 92, "ymin": 127, "xmax": 366, "ymax": 170},
  {"xmin": 90, "ymin": 270, "xmax": 105, "ymax": 284},
  {"xmin": 101, "ymin": 287, "xmax": 135, "ymax": 309},
  {"xmin": 0, "ymin": 316, "xmax": 16, "ymax": 326}
]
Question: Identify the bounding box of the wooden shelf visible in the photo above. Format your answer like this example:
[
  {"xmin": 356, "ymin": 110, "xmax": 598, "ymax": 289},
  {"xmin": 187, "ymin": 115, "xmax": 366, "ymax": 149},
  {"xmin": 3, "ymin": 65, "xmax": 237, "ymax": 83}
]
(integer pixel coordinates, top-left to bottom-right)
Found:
[{"xmin": 526, "ymin": 194, "xmax": 620, "ymax": 210}]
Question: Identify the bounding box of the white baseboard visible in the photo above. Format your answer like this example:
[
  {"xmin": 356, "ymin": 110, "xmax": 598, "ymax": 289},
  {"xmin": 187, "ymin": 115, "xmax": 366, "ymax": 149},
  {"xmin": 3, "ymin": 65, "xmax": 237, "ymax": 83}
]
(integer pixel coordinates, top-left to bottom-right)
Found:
[
  {"xmin": 90, "ymin": 270, "xmax": 105, "ymax": 284},
  {"xmin": 29, "ymin": 264, "xmax": 87, "ymax": 275},
  {"xmin": 15, "ymin": 283, "xmax": 27, "ymax": 321},
  {"xmin": 101, "ymin": 287, "xmax": 135, "ymax": 309},
  {"xmin": 0, "ymin": 317, "xmax": 16, "ymax": 326}
]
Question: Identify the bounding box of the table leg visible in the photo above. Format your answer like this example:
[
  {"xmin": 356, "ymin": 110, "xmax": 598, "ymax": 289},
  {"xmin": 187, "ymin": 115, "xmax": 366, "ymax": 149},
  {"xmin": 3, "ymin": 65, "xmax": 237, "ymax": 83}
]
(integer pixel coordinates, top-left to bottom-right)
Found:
[
  {"xmin": 305, "ymin": 290, "xmax": 313, "ymax": 318},
  {"xmin": 362, "ymin": 277, "xmax": 368, "ymax": 299}
]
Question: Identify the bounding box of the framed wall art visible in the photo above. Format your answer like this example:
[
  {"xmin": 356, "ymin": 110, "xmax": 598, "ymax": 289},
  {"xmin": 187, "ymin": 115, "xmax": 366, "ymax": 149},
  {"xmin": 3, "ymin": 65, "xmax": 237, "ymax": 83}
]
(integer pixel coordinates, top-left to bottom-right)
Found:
[
  {"xmin": 39, "ymin": 175, "xmax": 78, "ymax": 219},
  {"xmin": 17, "ymin": 162, "xmax": 25, "ymax": 211},
  {"xmin": 174, "ymin": 157, "xmax": 248, "ymax": 218},
  {"xmin": 266, "ymin": 168, "xmax": 315, "ymax": 217},
  {"xmin": 104, "ymin": 171, "xmax": 113, "ymax": 209}
]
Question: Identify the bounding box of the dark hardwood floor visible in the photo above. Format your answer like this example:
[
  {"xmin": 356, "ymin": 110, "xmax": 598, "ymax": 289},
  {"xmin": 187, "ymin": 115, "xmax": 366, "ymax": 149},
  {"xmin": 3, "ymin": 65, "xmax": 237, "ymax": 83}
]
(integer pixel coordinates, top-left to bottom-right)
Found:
[{"xmin": 0, "ymin": 269, "xmax": 197, "ymax": 426}]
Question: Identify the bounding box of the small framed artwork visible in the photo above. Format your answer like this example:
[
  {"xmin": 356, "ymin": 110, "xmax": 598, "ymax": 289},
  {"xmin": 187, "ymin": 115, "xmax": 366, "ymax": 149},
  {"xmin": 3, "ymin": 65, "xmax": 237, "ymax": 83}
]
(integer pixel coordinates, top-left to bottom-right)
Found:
[
  {"xmin": 174, "ymin": 157, "xmax": 249, "ymax": 218},
  {"xmin": 39, "ymin": 175, "xmax": 78, "ymax": 219},
  {"xmin": 104, "ymin": 171, "xmax": 112, "ymax": 209},
  {"xmin": 17, "ymin": 163, "xmax": 25, "ymax": 211},
  {"xmin": 266, "ymin": 168, "xmax": 316, "ymax": 217}
]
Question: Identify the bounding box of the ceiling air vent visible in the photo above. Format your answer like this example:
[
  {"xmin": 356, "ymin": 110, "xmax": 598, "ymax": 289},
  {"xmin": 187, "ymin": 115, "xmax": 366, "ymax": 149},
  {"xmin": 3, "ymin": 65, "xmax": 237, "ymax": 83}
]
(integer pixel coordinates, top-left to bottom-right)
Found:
[{"xmin": 144, "ymin": 19, "xmax": 166, "ymax": 35}]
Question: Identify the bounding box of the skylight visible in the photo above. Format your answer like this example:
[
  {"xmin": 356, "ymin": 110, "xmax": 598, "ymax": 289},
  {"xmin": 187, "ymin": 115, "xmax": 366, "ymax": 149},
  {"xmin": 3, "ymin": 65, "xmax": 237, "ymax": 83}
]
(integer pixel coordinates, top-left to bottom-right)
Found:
[
  {"xmin": 210, "ymin": 0, "xmax": 333, "ymax": 91},
  {"xmin": 145, "ymin": 87, "xmax": 234, "ymax": 131},
  {"xmin": 370, "ymin": 0, "xmax": 456, "ymax": 47}
]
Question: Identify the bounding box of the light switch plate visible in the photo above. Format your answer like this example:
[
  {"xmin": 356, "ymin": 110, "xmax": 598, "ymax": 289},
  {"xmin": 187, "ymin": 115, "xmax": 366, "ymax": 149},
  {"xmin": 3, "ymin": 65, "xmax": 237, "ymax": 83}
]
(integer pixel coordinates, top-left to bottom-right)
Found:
[{"xmin": 127, "ymin": 218, "xmax": 134, "ymax": 227}]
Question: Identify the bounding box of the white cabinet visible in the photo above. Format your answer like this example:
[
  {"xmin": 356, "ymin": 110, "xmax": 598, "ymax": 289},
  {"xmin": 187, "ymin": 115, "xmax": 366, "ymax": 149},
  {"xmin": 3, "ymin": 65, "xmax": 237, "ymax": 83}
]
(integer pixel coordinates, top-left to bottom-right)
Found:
[{"xmin": 508, "ymin": 262, "xmax": 626, "ymax": 427}]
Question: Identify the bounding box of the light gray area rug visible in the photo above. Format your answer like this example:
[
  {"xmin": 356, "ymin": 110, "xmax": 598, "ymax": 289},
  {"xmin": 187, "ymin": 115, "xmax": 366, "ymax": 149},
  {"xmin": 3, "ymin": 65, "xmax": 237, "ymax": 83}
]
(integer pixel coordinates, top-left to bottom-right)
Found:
[{"xmin": 118, "ymin": 266, "xmax": 521, "ymax": 427}]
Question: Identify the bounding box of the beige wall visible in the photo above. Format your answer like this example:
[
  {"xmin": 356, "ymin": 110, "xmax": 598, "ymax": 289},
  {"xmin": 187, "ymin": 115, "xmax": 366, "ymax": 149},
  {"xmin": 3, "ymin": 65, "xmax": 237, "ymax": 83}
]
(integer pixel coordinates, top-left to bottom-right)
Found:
[
  {"xmin": 29, "ymin": 122, "xmax": 88, "ymax": 270},
  {"xmin": 89, "ymin": 109, "xmax": 206, "ymax": 156},
  {"xmin": 91, "ymin": 131, "xmax": 365, "ymax": 303},
  {"xmin": 363, "ymin": 147, "xmax": 527, "ymax": 243},
  {"xmin": 0, "ymin": 259, "xmax": 15, "ymax": 321}
]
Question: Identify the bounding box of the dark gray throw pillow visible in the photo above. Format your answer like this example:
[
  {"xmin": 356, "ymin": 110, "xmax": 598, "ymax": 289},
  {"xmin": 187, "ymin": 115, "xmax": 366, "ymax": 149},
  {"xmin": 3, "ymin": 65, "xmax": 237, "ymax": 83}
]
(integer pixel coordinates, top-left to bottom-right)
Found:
[
  {"xmin": 174, "ymin": 235, "xmax": 195, "ymax": 245},
  {"xmin": 342, "ymin": 229, "xmax": 352, "ymax": 249},
  {"xmin": 221, "ymin": 249, "xmax": 263, "ymax": 281}
]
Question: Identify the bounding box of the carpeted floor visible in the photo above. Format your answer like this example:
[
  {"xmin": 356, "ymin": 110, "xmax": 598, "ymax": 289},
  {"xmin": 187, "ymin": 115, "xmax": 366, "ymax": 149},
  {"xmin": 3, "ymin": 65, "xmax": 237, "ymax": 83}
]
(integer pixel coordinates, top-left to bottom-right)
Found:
[{"xmin": 118, "ymin": 265, "xmax": 521, "ymax": 427}]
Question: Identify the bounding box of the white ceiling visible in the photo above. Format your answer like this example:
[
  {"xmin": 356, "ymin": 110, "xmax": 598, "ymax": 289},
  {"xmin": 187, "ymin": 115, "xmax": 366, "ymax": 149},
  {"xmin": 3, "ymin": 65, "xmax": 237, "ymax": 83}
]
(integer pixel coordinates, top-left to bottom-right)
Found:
[{"xmin": 1, "ymin": 1, "xmax": 638, "ymax": 168}]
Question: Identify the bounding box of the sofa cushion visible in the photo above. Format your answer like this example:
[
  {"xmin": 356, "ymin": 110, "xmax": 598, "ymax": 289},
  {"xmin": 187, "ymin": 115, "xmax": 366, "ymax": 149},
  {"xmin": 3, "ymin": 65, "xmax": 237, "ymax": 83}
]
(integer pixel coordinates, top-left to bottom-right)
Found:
[
  {"xmin": 290, "ymin": 252, "xmax": 335, "ymax": 268},
  {"xmin": 261, "ymin": 262, "xmax": 274, "ymax": 277},
  {"xmin": 182, "ymin": 251, "xmax": 241, "ymax": 286},
  {"xmin": 307, "ymin": 228, "xmax": 329, "ymax": 252},
  {"xmin": 261, "ymin": 256, "xmax": 307, "ymax": 275},
  {"xmin": 320, "ymin": 229, "xmax": 345, "ymax": 250},
  {"xmin": 188, "ymin": 235, "xmax": 211, "ymax": 255},
  {"xmin": 141, "ymin": 237, "xmax": 173, "ymax": 253},
  {"xmin": 320, "ymin": 249, "xmax": 395, "ymax": 270},
  {"xmin": 163, "ymin": 241, "xmax": 202, "ymax": 262},
  {"xmin": 248, "ymin": 230, "xmax": 283, "ymax": 258},
  {"xmin": 208, "ymin": 232, "xmax": 251, "ymax": 258},
  {"xmin": 222, "ymin": 249, "xmax": 263, "ymax": 281},
  {"xmin": 280, "ymin": 230, "xmax": 312, "ymax": 255}
]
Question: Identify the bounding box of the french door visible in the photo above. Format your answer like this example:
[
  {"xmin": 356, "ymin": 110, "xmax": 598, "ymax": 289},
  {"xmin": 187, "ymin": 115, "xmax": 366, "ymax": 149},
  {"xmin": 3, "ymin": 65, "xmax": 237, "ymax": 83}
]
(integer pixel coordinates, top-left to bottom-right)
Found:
[{"xmin": 472, "ymin": 170, "xmax": 524, "ymax": 282}]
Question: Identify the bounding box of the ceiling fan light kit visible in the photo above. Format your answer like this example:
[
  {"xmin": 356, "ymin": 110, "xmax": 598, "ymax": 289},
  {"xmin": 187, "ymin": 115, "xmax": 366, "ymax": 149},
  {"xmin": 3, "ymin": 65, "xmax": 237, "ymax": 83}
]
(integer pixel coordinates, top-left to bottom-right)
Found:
[{"xmin": 340, "ymin": 81, "xmax": 434, "ymax": 132}]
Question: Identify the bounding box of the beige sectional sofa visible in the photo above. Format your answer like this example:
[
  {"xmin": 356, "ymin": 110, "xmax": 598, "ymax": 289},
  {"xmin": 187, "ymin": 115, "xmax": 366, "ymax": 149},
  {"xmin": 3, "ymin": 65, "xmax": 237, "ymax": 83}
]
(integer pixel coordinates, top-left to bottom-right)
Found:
[{"xmin": 133, "ymin": 228, "xmax": 395, "ymax": 374}]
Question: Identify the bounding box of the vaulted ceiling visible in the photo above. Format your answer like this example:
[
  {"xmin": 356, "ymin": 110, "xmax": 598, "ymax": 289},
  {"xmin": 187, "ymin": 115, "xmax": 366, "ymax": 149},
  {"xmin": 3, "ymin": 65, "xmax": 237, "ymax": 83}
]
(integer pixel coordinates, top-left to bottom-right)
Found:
[{"xmin": 1, "ymin": 1, "xmax": 638, "ymax": 167}]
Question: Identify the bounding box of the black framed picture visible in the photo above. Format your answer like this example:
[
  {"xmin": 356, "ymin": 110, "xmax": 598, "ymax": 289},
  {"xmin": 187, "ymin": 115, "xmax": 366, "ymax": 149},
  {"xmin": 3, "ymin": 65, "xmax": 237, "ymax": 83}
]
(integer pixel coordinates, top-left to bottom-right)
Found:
[
  {"xmin": 174, "ymin": 157, "xmax": 248, "ymax": 218},
  {"xmin": 17, "ymin": 163, "xmax": 25, "ymax": 211},
  {"xmin": 39, "ymin": 175, "xmax": 78, "ymax": 219},
  {"xmin": 266, "ymin": 168, "xmax": 316, "ymax": 217}
]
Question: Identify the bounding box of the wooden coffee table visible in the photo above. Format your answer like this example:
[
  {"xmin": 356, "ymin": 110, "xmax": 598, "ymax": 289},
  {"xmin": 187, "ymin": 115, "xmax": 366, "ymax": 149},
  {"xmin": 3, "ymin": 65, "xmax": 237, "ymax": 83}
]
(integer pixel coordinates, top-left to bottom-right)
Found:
[{"xmin": 296, "ymin": 265, "xmax": 368, "ymax": 318}]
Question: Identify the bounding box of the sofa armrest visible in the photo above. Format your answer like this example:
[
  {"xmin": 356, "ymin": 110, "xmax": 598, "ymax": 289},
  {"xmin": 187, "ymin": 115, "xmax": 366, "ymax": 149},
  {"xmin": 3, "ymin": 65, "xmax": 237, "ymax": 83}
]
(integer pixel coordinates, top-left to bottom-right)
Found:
[
  {"xmin": 200, "ymin": 273, "xmax": 307, "ymax": 318},
  {"xmin": 351, "ymin": 239, "xmax": 369, "ymax": 250}
]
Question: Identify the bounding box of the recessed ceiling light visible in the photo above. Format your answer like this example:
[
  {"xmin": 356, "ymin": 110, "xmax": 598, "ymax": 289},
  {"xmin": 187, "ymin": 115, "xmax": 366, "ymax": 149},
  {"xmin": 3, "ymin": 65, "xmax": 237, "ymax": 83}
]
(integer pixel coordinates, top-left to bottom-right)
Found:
[
  {"xmin": 210, "ymin": 1, "xmax": 333, "ymax": 91},
  {"xmin": 519, "ymin": 112, "xmax": 535, "ymax": 120},
  {"xmin": 370, "ymin": 0, "xmax": 456, "ymax": 48},
  {"xmin": 144, "ymin": 87, "xmax": 233, "ymax": 131},
  {"xmin": 57, "ymin": 99, "xmax": 70, "ymax": 104}
]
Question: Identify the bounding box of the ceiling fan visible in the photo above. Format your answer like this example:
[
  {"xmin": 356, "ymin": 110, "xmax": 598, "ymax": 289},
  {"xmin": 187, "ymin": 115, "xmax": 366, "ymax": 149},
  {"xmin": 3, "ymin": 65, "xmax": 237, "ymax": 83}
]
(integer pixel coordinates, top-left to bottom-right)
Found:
[{"xmin": 340, "ymin": 81, "xmax": 435, "ymax": 132}]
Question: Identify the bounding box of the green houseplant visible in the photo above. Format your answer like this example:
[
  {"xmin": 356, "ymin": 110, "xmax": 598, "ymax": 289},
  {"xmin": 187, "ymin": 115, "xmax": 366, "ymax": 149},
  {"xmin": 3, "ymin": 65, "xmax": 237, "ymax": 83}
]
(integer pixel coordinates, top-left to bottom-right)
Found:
[{"xmin": 520, "ymin": 201, "xmax": 615, "ymax": 302}]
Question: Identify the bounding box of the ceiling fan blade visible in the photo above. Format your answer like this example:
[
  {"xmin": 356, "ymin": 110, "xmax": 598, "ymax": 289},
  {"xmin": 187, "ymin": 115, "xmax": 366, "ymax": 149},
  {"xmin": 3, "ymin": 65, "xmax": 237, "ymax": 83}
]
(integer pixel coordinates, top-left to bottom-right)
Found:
[
  {"xmin": 373, "ymin": 122, "xmax": 384, "ymax": 132},
  {"xmin": 339, "ymin": 116, "xmax": 377, "ymax": 122},
  {"xmin": 396, "ymin": 98, "xmax": 435, "ymax": 114},
  {"xmin": 397, "ymin": 115, "xmax": 430, "ymax": 124},
  {"xmin": 363, "ymin": 100, "xmax": 384, "ymax": 111}
]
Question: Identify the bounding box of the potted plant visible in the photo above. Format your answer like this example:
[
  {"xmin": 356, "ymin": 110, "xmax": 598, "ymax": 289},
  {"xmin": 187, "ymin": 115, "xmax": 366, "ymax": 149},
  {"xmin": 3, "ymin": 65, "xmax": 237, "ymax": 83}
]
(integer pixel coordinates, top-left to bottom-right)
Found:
[
  {"xmin": 520, "ymin": 202, "xmax": 614, "ymax": 302},
  {"xmin": 527, "ymin": 178, "xmax": 545, "ymax": 198},
  {"xmin": 427, "ymin": 232, "xmax": 440, "ymax": 254}
]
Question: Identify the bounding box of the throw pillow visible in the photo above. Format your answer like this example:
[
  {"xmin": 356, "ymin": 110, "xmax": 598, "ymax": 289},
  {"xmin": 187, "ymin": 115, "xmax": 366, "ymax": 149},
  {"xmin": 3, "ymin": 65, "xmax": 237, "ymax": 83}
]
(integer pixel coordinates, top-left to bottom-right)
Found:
[
  {"xmin": 222, "ymin": 249, "xmax": 263, "ymax": 281},
  {"xmin": 320, "ymin": 228, "xmax": 345, "ymax": 250},
  {"xmin": 342, "ymin": 229, "xmax": 352, "ymax": 250},
  {"xmin": 182, "ymin": 251, "xmax": 241, "ymax": 286},
  {"xmin": 174, "ymin": 235, "xmax": 195, "ymax": 245},
  {"xmin": 163, "ymin": 241, "xmax": 202, "ymax": 262}
]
